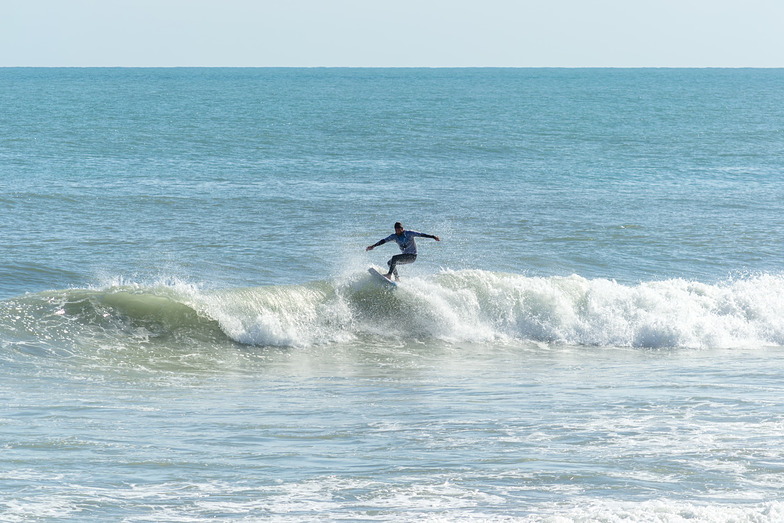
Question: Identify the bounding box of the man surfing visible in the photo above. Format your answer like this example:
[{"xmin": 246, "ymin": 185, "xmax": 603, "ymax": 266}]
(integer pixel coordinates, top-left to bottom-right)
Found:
[{"xmin": 366, "ymin": 222, "xmax": 440, "ymax": 281}]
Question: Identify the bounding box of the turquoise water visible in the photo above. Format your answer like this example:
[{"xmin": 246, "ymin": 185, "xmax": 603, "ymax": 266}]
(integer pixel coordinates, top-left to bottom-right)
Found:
[{"xmin": 2, "ymin": 68, "xmax": 784, "ymax": 520}]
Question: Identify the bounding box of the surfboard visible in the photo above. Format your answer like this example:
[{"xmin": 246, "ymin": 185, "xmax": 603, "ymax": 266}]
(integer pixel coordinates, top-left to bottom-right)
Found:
[{"xmin": 368, "ymin": 267, "xmax": 398, "ymax": 288}]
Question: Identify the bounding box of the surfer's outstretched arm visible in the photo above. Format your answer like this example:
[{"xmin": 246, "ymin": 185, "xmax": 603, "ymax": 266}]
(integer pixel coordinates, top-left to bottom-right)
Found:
[
  {"xmin": 412, "ymin": 232, "xmax": 440, "ymax": 242},
  {"xmin": 366, "ymin": 239, "xmax": 387, "ymax": 251}
]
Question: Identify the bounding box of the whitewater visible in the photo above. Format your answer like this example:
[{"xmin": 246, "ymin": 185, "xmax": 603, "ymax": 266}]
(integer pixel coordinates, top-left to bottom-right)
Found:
[
  {"xmin": 5, "ymin": 270, "xmax": 784, "ymax": 354},
  {"xmin": 2, "ymin": 68, "xmax": 784, "ymax": 521}
]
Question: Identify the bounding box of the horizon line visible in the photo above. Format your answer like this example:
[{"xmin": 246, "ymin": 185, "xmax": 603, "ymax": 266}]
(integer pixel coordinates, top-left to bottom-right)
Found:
[{"xmin": 2, "ymin": 65, "xmax": 783, "ymax": 70}]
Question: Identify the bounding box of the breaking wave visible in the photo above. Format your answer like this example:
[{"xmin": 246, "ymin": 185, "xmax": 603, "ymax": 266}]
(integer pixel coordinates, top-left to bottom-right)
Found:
[{"xmin": 2, "ymin": 270, "xmax": 783, "ymax": 351}]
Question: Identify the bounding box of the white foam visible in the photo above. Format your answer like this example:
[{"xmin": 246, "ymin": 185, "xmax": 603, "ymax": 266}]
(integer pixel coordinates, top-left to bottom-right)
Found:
[
  {"xmin": 420, "ymin": 270, "xmax": 784, "ymax": 348},
  {"xmin": 192, "ymin": 283, "xmax": 355, "ymax": 347},
  {"xmin": 519, "ymin": 499, "xmax": 784, "ymax": 523},
  {"xmin": 76, "ymin": 270, "xmax": 784, "ymax": 349}
]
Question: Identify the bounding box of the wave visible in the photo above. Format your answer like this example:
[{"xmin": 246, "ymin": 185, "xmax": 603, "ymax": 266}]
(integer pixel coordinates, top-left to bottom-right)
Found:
[{"xmin": 1, "ymin": 270, "xmax": 783, "ymax": 351}]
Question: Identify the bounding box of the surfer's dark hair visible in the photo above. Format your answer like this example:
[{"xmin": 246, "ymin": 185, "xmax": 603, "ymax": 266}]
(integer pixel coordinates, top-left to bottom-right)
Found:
[{"xmin": 394, "ymin": 222, "xmax": 403, "ymax": 229}]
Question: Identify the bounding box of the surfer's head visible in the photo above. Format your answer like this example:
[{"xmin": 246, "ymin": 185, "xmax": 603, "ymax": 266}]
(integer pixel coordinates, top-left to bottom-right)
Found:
[{"xmin": 394, "ymin": 222, "xmax": 403, "ymax": 233}]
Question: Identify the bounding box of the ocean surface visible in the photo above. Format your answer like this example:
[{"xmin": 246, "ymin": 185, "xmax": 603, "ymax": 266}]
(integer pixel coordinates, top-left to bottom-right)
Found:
[{"xmin": 2, "ymin": 68, "xmax": 784, "ymax": 521}]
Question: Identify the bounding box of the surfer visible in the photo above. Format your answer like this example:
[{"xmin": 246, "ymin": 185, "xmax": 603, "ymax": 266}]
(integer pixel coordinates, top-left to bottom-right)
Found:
[{"xmin": 366, "ymin": 222, "xmax": 440, "ymax": 280}]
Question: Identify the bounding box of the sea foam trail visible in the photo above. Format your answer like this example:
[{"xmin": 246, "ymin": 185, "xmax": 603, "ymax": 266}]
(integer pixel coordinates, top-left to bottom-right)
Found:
[{"xmin": 3, "ymin": 271, "xmax": 782, "ymax": 350}]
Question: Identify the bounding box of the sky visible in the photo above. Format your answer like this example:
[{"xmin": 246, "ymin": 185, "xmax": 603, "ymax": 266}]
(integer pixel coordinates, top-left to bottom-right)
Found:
[{"xmin": 2, "ymin": 0, "xmax": 783, "ymax": 67}]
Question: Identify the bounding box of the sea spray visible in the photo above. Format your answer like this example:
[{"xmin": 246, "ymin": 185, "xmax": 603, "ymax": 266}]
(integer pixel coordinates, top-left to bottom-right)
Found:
[{"xmin": 192, "ymin": 282, "xmax": 355, "ymax": 347}]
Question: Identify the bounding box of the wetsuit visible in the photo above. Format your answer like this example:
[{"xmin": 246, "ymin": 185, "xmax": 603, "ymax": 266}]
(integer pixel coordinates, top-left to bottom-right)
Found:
[{"xmin": 371, "ymin": 230, "xmax": 437, "ymax": 278}]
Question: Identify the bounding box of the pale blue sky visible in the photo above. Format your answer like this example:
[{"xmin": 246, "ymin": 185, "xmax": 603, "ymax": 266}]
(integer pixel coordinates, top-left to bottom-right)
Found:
[{"xmin": 2, "ymin": 0, "xmax": 782, "ymax": 67}]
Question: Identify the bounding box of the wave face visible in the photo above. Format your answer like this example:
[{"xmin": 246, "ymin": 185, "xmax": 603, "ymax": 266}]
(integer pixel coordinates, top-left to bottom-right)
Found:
[{"xmin": 2, "ymin": 270, "xmax": 782, "ymax": 351}]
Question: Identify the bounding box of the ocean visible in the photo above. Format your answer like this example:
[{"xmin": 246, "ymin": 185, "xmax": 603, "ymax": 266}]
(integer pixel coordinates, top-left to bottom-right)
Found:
[{"xmin": 1, "ymin": 68, "xmax": 784, "ymax": 521}]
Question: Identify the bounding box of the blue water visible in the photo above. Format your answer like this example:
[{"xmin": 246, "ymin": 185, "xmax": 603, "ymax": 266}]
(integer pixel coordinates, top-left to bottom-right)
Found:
[{"xmin": 2, "ymin": 68, "xmax": 784, "ymax": 521}]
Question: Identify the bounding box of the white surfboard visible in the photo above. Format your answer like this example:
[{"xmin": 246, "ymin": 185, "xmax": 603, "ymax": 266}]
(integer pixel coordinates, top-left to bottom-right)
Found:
[{"xmin": 368, "ymin": 267, "xmax": 398, "ymax": 288}]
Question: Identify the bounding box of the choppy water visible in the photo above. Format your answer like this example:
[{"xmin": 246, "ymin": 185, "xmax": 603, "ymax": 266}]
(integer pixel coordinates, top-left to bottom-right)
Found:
[{"xmin": 2, "ymin": 68, "xmax": 784, "ymax": 521}]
